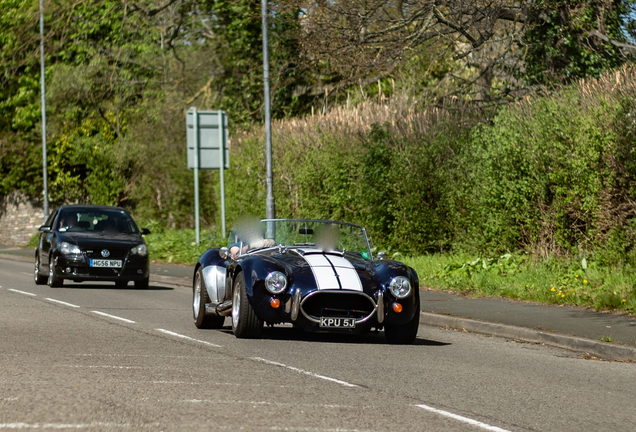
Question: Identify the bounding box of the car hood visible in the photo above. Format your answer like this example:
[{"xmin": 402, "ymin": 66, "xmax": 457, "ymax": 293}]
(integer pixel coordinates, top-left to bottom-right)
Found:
[
  {"xmin": 58, "ymin": 232, "xmax": 145, "ymax": 248},
  {"xmin": 256, "ymin": 248, "xmax": 378, "ymax": 292}
]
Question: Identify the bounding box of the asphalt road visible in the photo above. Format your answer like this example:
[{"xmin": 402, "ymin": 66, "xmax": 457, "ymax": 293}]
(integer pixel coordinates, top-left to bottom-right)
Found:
[{"xmin": 1, "ymin": 258, "xmax": 635, "ymax": 431}]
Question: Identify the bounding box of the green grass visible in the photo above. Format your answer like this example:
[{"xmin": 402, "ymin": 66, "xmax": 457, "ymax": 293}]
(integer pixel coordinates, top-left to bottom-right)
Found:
[{"xmin": 403, "ymin": 253, "xmax": 636, "ymax": 316}]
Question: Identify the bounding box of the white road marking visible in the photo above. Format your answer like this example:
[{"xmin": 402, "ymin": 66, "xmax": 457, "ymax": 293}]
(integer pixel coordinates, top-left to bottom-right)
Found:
[
  {"xmin": 155, "ymin": 329, "xmax": 222, "ymax": 348},
  {"xmin": 0, "ymin": 423, "xmax": 135, "ymax": 429},
  {"xmin": 91, "ymin": 311, "xmax": 135, "ymax": 323},
  {"xmin": 45, "ymin": 298, "xmax": 80, "ymax": 308},
  {"xmin": 7, "ymin": 289, "xmax": 36, "ymax": 296},
  {"xmin": 415, "ymin": 404, "xmax": 513, "ymax": 432},
  {"xmin": 185, "ymin": 399, "xmax": 358, "ymax": 409},
  {"xmin": 251, "ymin": 357, "xmax": 358, "ymax": 388}
]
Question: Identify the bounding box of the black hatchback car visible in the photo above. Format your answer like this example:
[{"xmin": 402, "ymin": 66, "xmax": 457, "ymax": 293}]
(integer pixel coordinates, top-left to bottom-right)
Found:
[{"xmin": 34, "ymin": 205, "xmax": 151, "ymax": 288}]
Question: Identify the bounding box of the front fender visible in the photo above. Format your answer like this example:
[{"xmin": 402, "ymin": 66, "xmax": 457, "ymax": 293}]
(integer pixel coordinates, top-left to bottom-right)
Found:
[{"xmin": 196, "ymin": 248, "xmax": 231, "ymax": 304}]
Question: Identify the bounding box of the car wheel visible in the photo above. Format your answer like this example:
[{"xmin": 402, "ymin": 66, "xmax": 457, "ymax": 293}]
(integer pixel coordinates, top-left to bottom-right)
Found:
[
  {"xmin": 47, "ymin": 255, "xmax": 63, "ymax": 288},
  {"xmin": 193, "ymin": 268, "xmax": 225, "ymax": 329},
  {"xmin": 34, "ymin": 254, "xmax": 47, "ymax": 285},
  {"xmin": 384, "ymin": 299, "xmax": 420, "ymax": 345},
  {"xmin": 134, "ymin": 277, "xmax": 149, "ymax": 289},
  {"xmin": 231, "ymin": 272, "xmax": 262, "ymax": 338}
]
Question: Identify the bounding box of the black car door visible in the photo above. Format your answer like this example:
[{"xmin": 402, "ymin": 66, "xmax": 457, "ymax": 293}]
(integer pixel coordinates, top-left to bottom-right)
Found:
[{"xmin": 40, "ymin": 209, "xmax": 59, "ymax": 269}]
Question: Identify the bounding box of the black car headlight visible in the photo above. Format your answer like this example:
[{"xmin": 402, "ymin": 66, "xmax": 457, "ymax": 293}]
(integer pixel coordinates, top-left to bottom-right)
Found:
[
  {"xmin": 389, "ymin": 276, "xmax": 411, "ymax": 298},
  {"xmin": 60, "ymin": 242, "xmax": 81, "ymax": 255},
  {"xmin": 265, "ymin": 271, "xmax": 287, "ymax": 294},
  {"xmin": 130, "ymin": 244, "xmax": 148, "ymax": 257}
]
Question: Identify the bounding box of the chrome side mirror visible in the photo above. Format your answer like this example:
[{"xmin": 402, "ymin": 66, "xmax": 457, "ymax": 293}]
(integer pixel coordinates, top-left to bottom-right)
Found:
[
  {"xmin": 376, "ymin": 251, "xmax": 387, "ymax": 261},
  {"xmin": 219, "ymin": 247, "xmax": 230, "ymax": 260}
]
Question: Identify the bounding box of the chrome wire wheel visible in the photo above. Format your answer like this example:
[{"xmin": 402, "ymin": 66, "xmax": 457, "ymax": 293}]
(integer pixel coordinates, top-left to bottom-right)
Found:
[
  {"xmin": 193, "ymin": 273, "xmax": 202, "ymax": 320},
  {"xmin": 231, "ymin": 281, "xmax": 241, "ymax": 330}
]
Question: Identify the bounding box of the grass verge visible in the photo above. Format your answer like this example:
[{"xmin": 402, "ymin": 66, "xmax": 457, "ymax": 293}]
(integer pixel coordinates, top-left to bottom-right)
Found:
[{"xmin": 403, "ymin": 253, "xmax": 636, "ymax": 316}]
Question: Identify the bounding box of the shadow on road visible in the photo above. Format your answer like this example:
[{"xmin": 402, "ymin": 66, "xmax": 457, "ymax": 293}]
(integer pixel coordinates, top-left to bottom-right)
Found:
[
  {"xmin": 51, "ymin": 283, "xmax": 174, "ymax": 291},
  {"xmin": 214, "ymin": 325, "xmax": 451, "ymax": 346}
]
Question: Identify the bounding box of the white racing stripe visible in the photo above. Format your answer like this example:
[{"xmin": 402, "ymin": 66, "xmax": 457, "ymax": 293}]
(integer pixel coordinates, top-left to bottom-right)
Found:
[
  {"xmin": 7, "ymin": 289, "xmax": 36, "ymax": 296},
  {"xmin": 45, "ymin": 298, "xmax": 80, "ymax": 308},
  {"xmin": 91, "ymin": 311, "xmax": 135, "ymax": 323},
  {"xmin": 251, "ymin": 357, "xmax": 358, "ymax": 388},
  {"xmin": 415, "ymin": 404, "xmax": 513, "ymax": 432},
  {"xmin": 301, "ymin": 252, "xmax": 362, "ymax": 291},
  {"xmin": 156, "ymin": 329, "xmax": 222, "ymax": 348}
]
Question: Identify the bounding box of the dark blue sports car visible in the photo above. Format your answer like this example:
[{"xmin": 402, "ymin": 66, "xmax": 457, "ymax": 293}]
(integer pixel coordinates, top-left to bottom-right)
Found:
[{"xmin": 192, "ymin": 219, "xmax": 420, "ymax": 344}]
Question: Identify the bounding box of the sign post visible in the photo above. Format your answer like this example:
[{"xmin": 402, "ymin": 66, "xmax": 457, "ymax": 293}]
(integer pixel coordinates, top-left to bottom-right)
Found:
[{"xmin": 186, "ymin": 109, "xmax": 229, "ymax": 245}]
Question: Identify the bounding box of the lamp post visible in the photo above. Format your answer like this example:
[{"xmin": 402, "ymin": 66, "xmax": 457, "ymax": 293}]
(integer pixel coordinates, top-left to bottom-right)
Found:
[
  {"xmin": 261, "ymin": 0, "xmax": 275, "ymax": 223},
  {"xmin": 40, "ymin": 0, "xmax": 49, "ymax": 220}
]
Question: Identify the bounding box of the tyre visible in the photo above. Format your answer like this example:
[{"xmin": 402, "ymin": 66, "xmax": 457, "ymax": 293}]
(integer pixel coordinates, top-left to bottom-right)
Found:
[
  {"xmin": 34, "ymin": 254, "xmax": 47, "ymax": 285},
  {"xmin": 384, "ymin": 299, "xmax": 420, "ymax": 345},
  {"xmin": 134, "ymin": 277, "xmax": 149, "ymax": 289},
  {"xmin": 193, "ymin": 267, "xmax": 225, "ymax": 329},
  {"xmin": 47, "ymin": 255, "xmax": 63, "ymax": 288},
  {"xmin": 231, "ymin": 272, "xmax": 262, "ymax": 338}
]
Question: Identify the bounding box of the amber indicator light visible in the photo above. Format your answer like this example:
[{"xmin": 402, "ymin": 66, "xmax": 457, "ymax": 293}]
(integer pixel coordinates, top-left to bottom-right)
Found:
[
  {"xmin": 270, "ymin": 298, "xmax": 281, "ymax": 309},
  {"xmin": 392, "ymin": 303, "xmax": 403, "ymax": 313}
]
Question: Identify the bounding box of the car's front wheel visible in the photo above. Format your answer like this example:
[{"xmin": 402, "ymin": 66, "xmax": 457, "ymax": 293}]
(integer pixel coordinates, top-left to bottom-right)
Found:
[
  {"xmin": 34, "ymin": 254, "xmax": 47, "ymax": 285},
  {"xmin": 193, "ymin": 268, "xmax": 225, "ymax": 329},
  {"xmin": 231, "ymin": 272, "xmax": 262, "ymax": 338},
  {"xmin": 47, "ymin": 255, "xmax": 63, "ymax": 288},
  {"xmin": 384, "ymin": 299, "xmax": 420, "ymax": 344}
]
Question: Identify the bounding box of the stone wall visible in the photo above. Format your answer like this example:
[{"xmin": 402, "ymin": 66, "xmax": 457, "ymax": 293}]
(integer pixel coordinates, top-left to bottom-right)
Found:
[{"xmin": 0, "ymin": 193, "xmax": 44, "ymax": 246}]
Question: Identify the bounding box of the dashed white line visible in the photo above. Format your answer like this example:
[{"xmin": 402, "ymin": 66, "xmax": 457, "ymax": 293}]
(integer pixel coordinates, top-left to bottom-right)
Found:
[
  {"xmin": 251, "ymin": 357, "xmax": 358, "ymax": 388},
  {"xmin": 0, "ymin": 422, "xmax": 135, "ymax": 430},
  {"xmin": 91, "ymin": 311, "xmax": 135, "ymax": 323},
  {"xmin": 415, "ymin": 404, "xmax": 513, "ymax": 432},
  {"xmin": 45, "ymin": 298, "xmax": 80, "ymax": 308},
  {"xmin": 7, "ymin": 289, "xmax": 36, "ymax": 296},
  {"xmin": 155, "ymin": 329, "xmax": 222, "ymax": 347}
]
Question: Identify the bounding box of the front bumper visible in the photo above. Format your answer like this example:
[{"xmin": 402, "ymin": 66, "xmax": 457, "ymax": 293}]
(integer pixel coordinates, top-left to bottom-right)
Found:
[
  {"xmin": 248, "ymin": 287, "xmax": 417, "ymax": 333},
  {"xmin": 53, "ymin": 253, "xmax": 149, "ymax": 282}
]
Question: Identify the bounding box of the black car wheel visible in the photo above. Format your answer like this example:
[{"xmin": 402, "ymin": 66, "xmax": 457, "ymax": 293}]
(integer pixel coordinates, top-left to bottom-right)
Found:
[
  {"xmin": 231, "ymin": 272, "xmax": 262, "ymax": 338},
  {"xmin": 47, "ymin": 255, "xmax": 64, "ymax": 288},
  {"xmin": 193, "ymin": 268, "xmax": 225, "ymax": 329},
  {"xmin": 134, "ymin": 277, "xmax": 149, "ymax": 289},
  {"xmin": 384, "ymin": 299, "xmax": 420, "ymax": 344},
  {"xmin": 34, "ymin": 254, "xmax": 47, "ymax": 285}
]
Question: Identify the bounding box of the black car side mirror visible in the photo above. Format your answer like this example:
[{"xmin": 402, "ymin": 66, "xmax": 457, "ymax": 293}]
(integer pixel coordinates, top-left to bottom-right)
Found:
[
  {"xmin": 141, "ymin": 228, "xmax": 151, "ymax": 235},
  {"xmin": 38, "ymin": 225, "xmax": 51, "ymax": 233}
]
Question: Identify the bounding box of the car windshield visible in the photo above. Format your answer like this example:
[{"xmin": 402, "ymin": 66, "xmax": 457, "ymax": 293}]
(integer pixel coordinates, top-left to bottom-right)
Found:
[
  {"xmin": 57, "ymin": 209, "xmax": 140, "ymax": 234},
  {"xmin": 230, "ymin": 219, "xmax": 372, "ymax": 259}
]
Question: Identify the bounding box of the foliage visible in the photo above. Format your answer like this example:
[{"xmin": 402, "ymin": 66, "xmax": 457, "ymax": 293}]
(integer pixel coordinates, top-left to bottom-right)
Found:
[{"xmin": 404, "ymin": 253, "xmax": 636, "ymax": 316}]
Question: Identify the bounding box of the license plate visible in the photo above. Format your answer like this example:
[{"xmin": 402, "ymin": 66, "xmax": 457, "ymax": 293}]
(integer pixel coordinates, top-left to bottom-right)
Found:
[
  {"xmin": 90, "ymin": 259, "xmax": 122, "ymax": 268},
  {"xmin": 319, "ymin": 317, "xmax": 356, "ymax": 328}
]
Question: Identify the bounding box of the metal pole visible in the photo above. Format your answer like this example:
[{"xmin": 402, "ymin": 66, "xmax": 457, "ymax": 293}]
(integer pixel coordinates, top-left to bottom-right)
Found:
[
  {"xmin": 193, "ymin": 108, "xmax": 200, "ymax": 245},
  {"xmin": 261, "ymin": 0, "xmax": 275, "ymax": 225},
  {"xmin": 40, "ymin": 0, "xmax": 49, "ymax": 221},
  {"xmin": 218, "ymin": 111, "xmax": 226, "ymax": 238}
]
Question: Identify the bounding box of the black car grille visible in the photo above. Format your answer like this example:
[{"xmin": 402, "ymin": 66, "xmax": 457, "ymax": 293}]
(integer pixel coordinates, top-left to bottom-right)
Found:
[{"xmin": 301, "ymin": 291, "xmax": 376, "ymax": 320}]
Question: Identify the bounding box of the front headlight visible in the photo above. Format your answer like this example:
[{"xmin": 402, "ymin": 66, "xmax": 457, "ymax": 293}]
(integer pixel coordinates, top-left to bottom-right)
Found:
[
  {"xmin": 265, "ymin": 271, "xmax": 287, "ymax": 294},
  {"xmin": 60, "ymin": 242, "xmax": 81, "ymax": 255},
  {"xmin": 389, "ymin": 276, "xmax": 411, "ymax": 298},
  {"xmin": 131, "ymin": 244, "xmax": 148, "ymax": 256}
]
